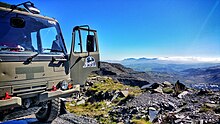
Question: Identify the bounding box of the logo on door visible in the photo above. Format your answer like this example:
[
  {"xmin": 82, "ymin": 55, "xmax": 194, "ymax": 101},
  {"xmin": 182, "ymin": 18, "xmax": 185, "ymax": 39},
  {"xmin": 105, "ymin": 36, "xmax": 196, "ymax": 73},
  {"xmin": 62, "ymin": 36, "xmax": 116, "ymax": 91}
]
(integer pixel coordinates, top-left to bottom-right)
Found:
[{"xmin": 83, "ymin": 56, "xmax": 96, "ymax": 68}]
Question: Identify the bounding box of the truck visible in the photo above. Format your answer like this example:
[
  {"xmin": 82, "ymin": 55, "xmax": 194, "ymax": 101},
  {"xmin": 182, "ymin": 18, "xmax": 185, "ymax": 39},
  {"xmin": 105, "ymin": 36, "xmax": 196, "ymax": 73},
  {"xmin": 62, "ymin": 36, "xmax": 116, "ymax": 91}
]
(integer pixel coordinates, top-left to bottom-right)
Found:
[{"xmin": 0, "ymin": 1, "xmax": 100, "ymax": 122}]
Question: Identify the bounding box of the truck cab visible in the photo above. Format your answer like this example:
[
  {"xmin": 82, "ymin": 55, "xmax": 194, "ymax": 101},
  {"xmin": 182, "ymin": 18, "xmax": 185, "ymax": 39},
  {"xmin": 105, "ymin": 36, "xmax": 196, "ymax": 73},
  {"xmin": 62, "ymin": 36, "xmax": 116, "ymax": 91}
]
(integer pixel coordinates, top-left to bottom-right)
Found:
[{"xmin": 0, "ymin": 1, "xmax": 100, "ymax": 122}]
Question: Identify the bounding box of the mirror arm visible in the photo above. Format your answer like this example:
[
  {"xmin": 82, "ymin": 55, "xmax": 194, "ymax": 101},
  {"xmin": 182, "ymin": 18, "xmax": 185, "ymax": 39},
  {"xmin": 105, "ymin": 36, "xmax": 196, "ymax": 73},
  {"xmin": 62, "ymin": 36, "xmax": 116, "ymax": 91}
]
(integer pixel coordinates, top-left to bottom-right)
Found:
[{"xmin": 1, "ymin": 1, "xmax": 33, "ymax": 17}]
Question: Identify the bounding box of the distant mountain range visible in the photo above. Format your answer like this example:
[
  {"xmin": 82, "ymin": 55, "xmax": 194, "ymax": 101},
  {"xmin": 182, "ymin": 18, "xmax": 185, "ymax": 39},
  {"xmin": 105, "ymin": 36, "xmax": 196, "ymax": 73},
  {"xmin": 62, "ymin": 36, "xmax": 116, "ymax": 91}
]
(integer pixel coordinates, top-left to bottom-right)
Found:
[
  {"xmin": 121, "ymin": 57, "xmax": 220, "ymax": 74},
  {"xmin": 105, "ymin": 57, "xmax": 220, "ymax": 90},
  {"xmin": 121, "ymin": 57, "xmax": 220, "ymax": 64}
]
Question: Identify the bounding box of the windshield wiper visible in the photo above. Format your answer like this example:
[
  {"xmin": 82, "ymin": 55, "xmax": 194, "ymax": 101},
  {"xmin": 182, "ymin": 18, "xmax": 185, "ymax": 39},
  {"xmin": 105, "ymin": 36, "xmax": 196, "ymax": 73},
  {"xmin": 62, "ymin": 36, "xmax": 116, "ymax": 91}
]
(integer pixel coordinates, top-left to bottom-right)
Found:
[
  {"xmin": 43, "ymin": 48, "xmax": 64, "ymax": 53},
  {"xmin": 24, "ymin": 53, "xmax": 39, "ymax": 64}
]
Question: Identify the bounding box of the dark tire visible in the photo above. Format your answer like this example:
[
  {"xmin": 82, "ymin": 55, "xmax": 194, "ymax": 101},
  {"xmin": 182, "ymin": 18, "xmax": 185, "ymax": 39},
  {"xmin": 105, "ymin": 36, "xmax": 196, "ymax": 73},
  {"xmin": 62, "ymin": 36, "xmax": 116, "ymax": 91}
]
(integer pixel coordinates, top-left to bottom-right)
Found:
[
  {"xmin": 35, "ymin": 98, "xmax": 60, "ymax": 122},
  {"xmin": 0, "ymin": 112, "xmax": 4, "ymax": 121},
  {"xmin": 60, "ymin": 99, "xmax": 68, "ymax": 115}
]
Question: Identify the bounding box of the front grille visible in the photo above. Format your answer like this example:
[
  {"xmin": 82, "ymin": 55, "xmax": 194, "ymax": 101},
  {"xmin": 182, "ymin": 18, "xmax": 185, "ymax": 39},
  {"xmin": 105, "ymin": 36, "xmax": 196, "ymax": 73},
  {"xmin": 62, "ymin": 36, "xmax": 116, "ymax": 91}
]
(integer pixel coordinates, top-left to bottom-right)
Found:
[{"xmin": 13, "ymin": 84, "xmax": 47, "ymax": 96}]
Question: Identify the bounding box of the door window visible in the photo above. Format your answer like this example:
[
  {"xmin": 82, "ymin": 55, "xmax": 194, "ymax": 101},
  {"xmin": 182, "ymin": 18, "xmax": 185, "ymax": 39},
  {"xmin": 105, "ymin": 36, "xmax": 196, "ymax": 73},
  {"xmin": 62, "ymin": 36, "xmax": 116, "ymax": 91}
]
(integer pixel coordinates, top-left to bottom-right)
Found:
[{"xmin": 73, "ymin": 30, "xmax": 97, "ymax": 53}]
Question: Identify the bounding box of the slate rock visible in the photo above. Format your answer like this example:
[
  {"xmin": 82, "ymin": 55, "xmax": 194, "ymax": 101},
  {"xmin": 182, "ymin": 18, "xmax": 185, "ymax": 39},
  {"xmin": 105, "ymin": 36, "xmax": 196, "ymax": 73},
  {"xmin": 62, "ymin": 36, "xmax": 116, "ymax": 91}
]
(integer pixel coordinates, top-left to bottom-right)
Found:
[
  {"xmin": 174, "ymin": 80, "xmax": 186, "ymax": 94},
  {"xmin": 177, "ymin": 91, "xmax": 189, "ymax": 99},
  {"xmin": 163, "ymin": 81, "xmax": 172, "ymax": 86}
]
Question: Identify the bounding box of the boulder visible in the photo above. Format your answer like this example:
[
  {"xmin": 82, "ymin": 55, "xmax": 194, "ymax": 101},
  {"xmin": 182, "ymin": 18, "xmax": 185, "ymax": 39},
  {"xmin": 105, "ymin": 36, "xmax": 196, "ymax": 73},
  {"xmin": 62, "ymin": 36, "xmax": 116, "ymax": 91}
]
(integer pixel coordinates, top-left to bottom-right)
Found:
[
  {"xmin": 120, "ymin": 90, "xmax": 129, "ymax": 97},
  {"xmin": 174, "ymin": 114, "xmax": 185, "ymax": 119},
  {"xmin": 111, "ymin": 93, "xmax": 119, "ymax": 101},
  {"xmin": 76, "ymin": 99, "xmax": 86, "ymax": 105},
  {"xmin": 177, "ymin": 91, "xmax": 189, "ymax": 99},
  {"xmin": 174, "ymin": 80, "xmax": 186, "ymax": 94},
  {"xmin": 162, "ymin": 87, "xmax": 174, "ymax": 94},
  {"xmin": 141, "ymin": 83, "xmax": 152, "ymax": 90},
  {"xmin": 153, "ymin": 86, "xmax": 163, "ymax": 94},
  {"xmin": 148, "ymin": 107, "xmax": 159, "ymax": 122},
  {"xmin": 141, "ymin": 83, "xmax": 160, "ymax": 90},
  {"xmin": 197, "ymin": 89, "xmax": 211, "ymax": 95},
  {"xmin": 150, "ymin": 83, "xmax": 160, "ymax": 89},
  {"xmin": 204, "ymin": 103, "xmax": 219, "ymax": 109},
  {"xmin": 163, "ymin": 81, "xmax": 172, "ymax": 86}
]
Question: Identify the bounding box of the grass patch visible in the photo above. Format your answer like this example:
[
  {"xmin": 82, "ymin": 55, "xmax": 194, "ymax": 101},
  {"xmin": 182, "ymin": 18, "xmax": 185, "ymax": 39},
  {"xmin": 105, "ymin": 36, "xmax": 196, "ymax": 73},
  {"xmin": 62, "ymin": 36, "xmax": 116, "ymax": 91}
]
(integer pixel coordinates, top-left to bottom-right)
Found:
[
  {"xmin": 66, "ymin": 77, "xmax": 142, "ymax": 124},
  {"xmin": 89, "ymin": 78, "xmax": 142, "ymax": 96},
  {"xmin": 199, "ymin": 105, "xmax": 212, "ymax": 112},
  {"xmin": 131, "ymin": 119, "xmax": 152, "ymax": 124},
  {"xmin": 66, "ymin": 101, "xmax": 109, "ymax": 117},
  {"xmin": 162, "ymin": 87, "xmax": 174, "ymax": 94},
  {"xmin": 66, "ymin": 101, "xmax": 114, "ymax": 123}
]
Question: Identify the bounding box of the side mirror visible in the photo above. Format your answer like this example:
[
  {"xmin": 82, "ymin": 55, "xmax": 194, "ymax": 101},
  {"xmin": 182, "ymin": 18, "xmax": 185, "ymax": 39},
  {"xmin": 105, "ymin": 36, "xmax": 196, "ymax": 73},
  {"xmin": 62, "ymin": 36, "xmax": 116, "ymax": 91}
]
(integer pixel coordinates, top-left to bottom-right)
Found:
[
  {"xmin": 86, "ymin": 35, "xmax": 95, "ymax": 52},
  {"xmin": 10, "ymin": 17, "xmax": 25, "ymax": 28}
]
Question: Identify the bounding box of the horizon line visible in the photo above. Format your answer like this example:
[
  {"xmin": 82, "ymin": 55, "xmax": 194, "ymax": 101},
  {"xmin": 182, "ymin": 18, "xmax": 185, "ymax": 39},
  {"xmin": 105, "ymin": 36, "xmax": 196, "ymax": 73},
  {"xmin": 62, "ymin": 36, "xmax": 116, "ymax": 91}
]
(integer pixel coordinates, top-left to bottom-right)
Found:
[{"xmin": 102, "ymin": 56, "xmax": 220, "ymax": 63}]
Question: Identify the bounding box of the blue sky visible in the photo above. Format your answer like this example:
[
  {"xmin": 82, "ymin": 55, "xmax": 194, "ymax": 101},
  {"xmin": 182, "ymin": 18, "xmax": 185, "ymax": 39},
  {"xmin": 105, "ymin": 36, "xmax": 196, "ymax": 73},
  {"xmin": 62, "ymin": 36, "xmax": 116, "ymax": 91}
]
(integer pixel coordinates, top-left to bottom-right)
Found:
[{"xmin": 2, "ymin": 0, "xmax": 220, "ymax": 60}]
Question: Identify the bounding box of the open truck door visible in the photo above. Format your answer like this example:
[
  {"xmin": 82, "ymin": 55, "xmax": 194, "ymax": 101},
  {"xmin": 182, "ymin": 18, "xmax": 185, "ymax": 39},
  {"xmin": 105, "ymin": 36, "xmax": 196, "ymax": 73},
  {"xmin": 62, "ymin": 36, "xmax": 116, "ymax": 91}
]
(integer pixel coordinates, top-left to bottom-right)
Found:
[{"xmin": 69, "ymin": 25, "xmax": 100, "ymax": 85}]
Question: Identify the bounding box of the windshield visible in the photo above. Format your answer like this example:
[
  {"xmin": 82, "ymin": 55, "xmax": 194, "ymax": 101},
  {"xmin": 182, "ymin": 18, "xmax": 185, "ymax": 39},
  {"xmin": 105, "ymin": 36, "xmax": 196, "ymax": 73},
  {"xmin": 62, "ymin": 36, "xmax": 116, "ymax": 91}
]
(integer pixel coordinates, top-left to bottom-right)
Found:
[{"xmin": 0, "ymin": 10, "xmax": 66, "ymax": 54}]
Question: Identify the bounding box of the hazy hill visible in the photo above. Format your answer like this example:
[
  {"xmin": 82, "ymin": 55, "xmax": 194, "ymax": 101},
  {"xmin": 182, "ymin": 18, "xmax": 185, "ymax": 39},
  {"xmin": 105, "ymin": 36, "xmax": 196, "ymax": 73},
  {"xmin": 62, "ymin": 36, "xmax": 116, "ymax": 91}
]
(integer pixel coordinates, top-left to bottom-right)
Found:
[
  {"xmin": 121, "ymin": 57, "xmax": 220, "ymax": 73},
  {"xmin": 182, "ymin": 65, "xmax": 220, "ymax": 84}
]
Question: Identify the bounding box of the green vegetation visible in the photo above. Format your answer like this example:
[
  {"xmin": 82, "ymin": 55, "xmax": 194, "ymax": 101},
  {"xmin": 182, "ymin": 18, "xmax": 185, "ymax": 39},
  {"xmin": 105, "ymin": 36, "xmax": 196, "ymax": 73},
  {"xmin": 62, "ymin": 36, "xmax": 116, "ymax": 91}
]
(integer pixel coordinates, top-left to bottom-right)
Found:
[
  {"xmin": 131, "ymin": 119, "xmax": 152, "ymax": 124},
  {"xmin": 162, "ymin": 87, "xmax": 174, "ymax": 94},
  {"xmin": 66, "ymin": 77, "xmax": 142, "ymax": 123},
  {"xmin": 89, "ymin": 78, "xmax": 142, "ymax": 96},
  {"xmin": 199, "ymin": 105, "xmax": 212, "ymax": 112},
  {"xmin": 66, "ymin": 101, "xmax": 109, "ymax": 117},
  {"xmin": 66, "ymin": 101, "xmax": 113, "ymax": 123}
]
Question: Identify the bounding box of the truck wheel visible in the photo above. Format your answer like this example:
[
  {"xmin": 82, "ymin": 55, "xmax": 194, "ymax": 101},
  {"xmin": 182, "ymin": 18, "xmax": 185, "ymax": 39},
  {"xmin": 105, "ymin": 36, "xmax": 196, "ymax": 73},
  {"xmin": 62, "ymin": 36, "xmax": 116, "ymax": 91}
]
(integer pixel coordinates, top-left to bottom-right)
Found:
[
  {"xmin": 60, "ymin": 99, "xmax": 68, "ymax": 115},
  {"xmin": 35, "ymin": 98, "xmax": 60, "ymax": 122}
]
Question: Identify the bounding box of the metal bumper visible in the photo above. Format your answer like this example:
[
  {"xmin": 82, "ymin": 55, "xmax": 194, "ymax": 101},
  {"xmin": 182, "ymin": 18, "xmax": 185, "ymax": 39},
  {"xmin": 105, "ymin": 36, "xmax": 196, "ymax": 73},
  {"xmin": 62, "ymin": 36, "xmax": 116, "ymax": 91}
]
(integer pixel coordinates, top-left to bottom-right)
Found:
[
  {"xmin": 38, "ymin": 86, "xmax": 80, "ymax": 102},
  {"xmin": 0, "ymin": 97, "xmax": 22, "ymax": 111},
  {"xmin": 0, "ymin": 85, "xmax": 80, "ymax": 110}
]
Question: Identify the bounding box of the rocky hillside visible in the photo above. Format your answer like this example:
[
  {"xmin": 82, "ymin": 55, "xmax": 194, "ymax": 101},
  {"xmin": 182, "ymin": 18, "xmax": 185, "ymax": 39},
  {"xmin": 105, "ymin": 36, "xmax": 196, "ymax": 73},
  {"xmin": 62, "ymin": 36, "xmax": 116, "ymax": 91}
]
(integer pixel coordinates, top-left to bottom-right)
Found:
[
  {"xmin": 65, "ymin": 75, "xmax": 220, "ymax": 124},
  {"xmin": 94, "ymin": 62, "xmax": 154, "ymax": 87},
  {"xmin": 54, "ymin": 62, "xmax": 220, "ymax": 124}
]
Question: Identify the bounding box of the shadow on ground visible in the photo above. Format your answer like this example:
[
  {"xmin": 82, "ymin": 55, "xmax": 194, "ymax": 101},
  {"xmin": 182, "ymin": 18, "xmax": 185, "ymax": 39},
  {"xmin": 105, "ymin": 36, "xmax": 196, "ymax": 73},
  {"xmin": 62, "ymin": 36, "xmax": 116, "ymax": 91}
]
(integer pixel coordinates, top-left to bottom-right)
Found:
[{"xmin": 0, "ymin": 118, "xmax": 50, "ymax": 124}]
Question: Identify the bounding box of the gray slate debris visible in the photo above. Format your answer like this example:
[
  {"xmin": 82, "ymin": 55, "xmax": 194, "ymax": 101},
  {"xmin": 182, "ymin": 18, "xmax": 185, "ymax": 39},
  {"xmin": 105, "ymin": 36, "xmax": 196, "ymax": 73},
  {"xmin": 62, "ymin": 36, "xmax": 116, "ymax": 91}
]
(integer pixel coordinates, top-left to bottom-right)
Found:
[{"xmin": 52, "ymin": 113, "xmax": 98, "ymax": 124}]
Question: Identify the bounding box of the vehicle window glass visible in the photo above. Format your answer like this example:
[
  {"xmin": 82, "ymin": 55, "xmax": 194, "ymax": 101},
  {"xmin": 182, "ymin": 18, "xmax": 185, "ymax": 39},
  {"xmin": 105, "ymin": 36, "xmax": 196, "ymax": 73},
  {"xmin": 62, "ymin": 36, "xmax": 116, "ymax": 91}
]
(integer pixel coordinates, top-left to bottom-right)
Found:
[
  {"xmin": 93, "ymin": 35, "xmax": 97, "ymax": 52},
  {"xmin": 73, "ymin": 30, "xmax": 97, "ymax": 53},
  {"xmin": 0, "ymin": 12, "xmax": 66, "ymax": 54},
  {"xmin": 74, "ymin": 30, "xmax": 81, "ymax": 53},
  {"xmin": 40, "ymin": 27, "xmax": 62, "ymax": 53},
  {"xmin": 81, "ymin": 31, "xmax": 87, "ymax": 52},
  {"xmin": 31, "ymin": 32, "xmax": 38, "ymax": 52}
]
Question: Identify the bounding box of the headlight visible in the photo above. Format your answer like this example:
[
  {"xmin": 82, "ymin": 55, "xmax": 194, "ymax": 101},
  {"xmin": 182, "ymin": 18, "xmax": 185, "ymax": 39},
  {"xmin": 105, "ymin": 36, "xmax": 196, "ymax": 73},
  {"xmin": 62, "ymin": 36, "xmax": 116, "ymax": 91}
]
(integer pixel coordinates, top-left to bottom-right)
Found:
[{"xmin": 60, "ymin": 80, "xmax": 68, "ymax": 90}]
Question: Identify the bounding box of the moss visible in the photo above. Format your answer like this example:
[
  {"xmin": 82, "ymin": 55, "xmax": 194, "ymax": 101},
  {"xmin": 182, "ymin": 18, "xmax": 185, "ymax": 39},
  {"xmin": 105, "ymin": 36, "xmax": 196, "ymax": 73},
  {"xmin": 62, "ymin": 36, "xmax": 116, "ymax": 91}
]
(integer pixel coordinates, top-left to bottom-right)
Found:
[
  {"xmin": 97, "ymin": 116, "xmax": 116, "ymax": 124},
  {"xmin": 199, "ymin": 105, "xmax": 212, "ymax": 112},
  {"xmin": 162, "ymin": 87, "xmax": 174, "ymax": 94},
  {"xmin": 131, "ymin": 119, "xmax": 152, "ymax": 124}
]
